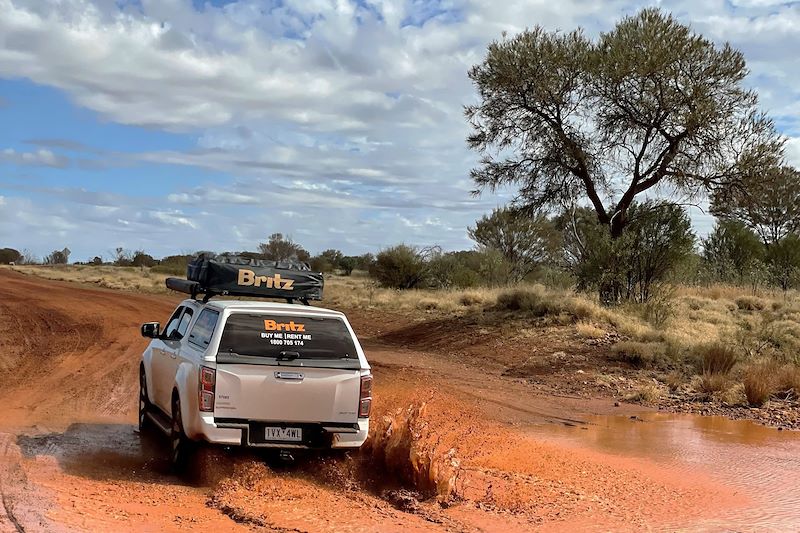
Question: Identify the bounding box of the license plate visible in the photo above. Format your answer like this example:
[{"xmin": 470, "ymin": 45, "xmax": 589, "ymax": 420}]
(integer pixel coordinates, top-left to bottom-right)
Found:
[{"xmin": 264, "ymin": 427, "xmax": 302, "ymax": 442}]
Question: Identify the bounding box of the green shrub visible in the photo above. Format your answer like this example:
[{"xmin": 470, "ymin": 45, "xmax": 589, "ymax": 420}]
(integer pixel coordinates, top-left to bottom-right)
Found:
[
  {"xmin": 495, "ymin": 286, "xmax": 564, "ymax": 316},
  {"xmin": 562, "ymin": 202, "xmax": 694, "ymax": 304},
  {"xmin": 427, "ymin": 253, "xmax": 481, "ymax": 289},
  {"xmin": 369, "ymin": 245, "xmax": 430, "ymax": 289},
  {"xmin": 151, "ymin": 263, "xmax": 186, "ymax": 276}
]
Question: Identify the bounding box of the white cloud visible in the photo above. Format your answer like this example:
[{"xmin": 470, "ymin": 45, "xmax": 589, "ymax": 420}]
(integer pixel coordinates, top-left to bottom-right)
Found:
[
  {"xmin": 148, "ymin": 209, "xmax": 197, "ymax": 229},
  {"xmin": 0, "ymin": 147, "xmax": 69, "ymax": 167},
  {"xmin": 785, "ymin": 136, "xmax": 800, "ymax": 167}
]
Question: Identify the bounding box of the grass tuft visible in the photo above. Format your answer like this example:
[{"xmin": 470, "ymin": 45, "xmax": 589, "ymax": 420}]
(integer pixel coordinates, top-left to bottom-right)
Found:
[
  {"xmin": 611, "ymin": 341, "xmax": 667, "ymax": 369},
  {"xmin": 775, "ymin": 365, "xmax": 800, "ymax": 397},
  {"xmin": 625, "ymin": 384, "xmax": 662, "ymax": 403},
  {"xmin": 495, "ymin": 286, "xmax": 564, "ymax": 316},
  {"xmin": 576, "ymin": 322, "xmax": 606, "ymax": 339},
  {"xmin": 743, "ymin": 361, "xmax": 777, "ymax": 406},
  {"xmin": 458, "ymin": 291, "xmax": 487, "ymax": 307},
  {"xmin": 736, "ymin": 296, "xmax": 766, "ymax": 311},
  {"xmin": 699, "ymin": 342, "xmax": 738, "ymax": 376},
  {"xmin": 698, "ymin": 373, "xmax": 731, "ymax": 395}
]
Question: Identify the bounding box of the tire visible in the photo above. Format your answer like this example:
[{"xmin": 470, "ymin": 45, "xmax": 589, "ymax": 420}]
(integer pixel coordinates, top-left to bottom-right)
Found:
[
  {"xmin": 170, "ymin": 393, "xmax": 193, "ymax": 472},
  {"xmin": 138, "ymin": 366, "xmax": 151, "ymax": 432}
]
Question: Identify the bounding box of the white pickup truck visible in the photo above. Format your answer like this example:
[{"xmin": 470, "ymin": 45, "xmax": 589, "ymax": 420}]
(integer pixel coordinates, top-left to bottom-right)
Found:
[{"xmin": 139, "ymin": 299, "xmax": 372, "ymax": 468}]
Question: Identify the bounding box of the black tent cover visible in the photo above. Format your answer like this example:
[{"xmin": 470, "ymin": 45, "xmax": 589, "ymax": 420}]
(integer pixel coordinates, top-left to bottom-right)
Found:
[{"xmin": 165, "ymin": 253, "xmax": 323, "ymax": 301}]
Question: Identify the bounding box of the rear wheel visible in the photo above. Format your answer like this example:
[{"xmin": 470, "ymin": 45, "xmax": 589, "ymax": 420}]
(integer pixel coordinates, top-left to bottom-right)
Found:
[
  {"xmin": 170, "ymin": 393, "xmax": 193, "ymax": 471},
  {"xmin": 138, "ymin": 366, "xmax": 151, "ymax": 432}
]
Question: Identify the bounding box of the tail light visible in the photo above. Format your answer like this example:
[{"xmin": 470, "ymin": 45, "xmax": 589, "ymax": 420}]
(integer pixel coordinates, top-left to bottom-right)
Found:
[
  {"xmin": 359, "ymin": 374, "xmax": 372, "ymax": 418},
  {"xmin": 199, "ymin": 366, "xmax": 216, "ymax": 412}
]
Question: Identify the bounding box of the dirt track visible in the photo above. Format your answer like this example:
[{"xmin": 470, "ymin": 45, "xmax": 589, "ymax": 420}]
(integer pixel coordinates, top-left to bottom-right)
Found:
[{"xmin": 0, "ymin": 269, "xmax": 776, "ymax": 531}]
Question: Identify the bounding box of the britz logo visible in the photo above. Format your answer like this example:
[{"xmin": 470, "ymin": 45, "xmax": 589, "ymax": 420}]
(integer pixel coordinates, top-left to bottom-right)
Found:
[
  {"xmin": 237, "ymin": 269, "xmax": 294, "ymax": 290},
  {"xmin": 264, "ymin": 319, "xmax": 306, "ymax": 332}
]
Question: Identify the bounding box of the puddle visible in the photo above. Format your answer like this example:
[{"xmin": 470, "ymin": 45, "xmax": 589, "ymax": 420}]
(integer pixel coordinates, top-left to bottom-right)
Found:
[{"xmin": 532, "ymin": 413, "xmax": 800, "ymax": 531}]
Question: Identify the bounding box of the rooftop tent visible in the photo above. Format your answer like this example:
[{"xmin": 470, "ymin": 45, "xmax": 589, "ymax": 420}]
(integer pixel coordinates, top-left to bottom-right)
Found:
[{"xmin": 166, "ymin": 253, "xmax": 324, "ymax": 303}]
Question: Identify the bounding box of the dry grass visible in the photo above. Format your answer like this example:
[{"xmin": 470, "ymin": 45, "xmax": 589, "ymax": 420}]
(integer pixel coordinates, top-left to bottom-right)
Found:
[
  {"xmin": 665, "ymin": 370, "xmax": 685, "ymax": 392},
  {"xmin": 611, "ymin": 341, "xmax": 668, "ymax": 369},
  {"xmin": 576, "ymin": 321, "xmax": 606, "ymax": 339},
  {"xmin": 9, "ymin": 264, "xmax": 170, "ymax": 293},
  {"xmin": 698, "ymin": 343, "xmax": 738, "ymax": 376},
  {"xmin": 697, "ymin": 373, "xmax": 731, "ymax": 395},
  {"xmin": 458, "ymin": 291, "xmax": 489, "ymax": 307},
  {"xmin": 775, "ymin": 365, "xmax": 800, "ymax": 397},
  {"xmin": 735, "ymin": 295, "xmax": 767, "ymax": 311},
  {"xmin": 743, "ymin": 360, "xmax": 778, "ymax": 406},
  {"xmin": 625, "ymin": 383, "xmax": 663, "ymax": 403}
]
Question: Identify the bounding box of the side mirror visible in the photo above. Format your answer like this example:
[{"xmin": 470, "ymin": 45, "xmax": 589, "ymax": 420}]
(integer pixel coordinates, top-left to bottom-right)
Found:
[{"xmin": 141, "ymin": 322, "xmax": 161, "ymax": 338}]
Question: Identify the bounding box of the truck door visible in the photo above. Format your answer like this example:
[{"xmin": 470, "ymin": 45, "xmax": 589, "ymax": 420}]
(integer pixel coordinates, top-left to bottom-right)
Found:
[{"xmin": 152, "ymin": 305, "xmax": 193, "ymax": 412}]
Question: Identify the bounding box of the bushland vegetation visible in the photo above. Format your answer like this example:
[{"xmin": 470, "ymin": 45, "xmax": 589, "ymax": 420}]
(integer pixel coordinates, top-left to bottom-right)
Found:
[{"xmin": 6, "ymin": 9, "xmax": 800, "ymax": 413}]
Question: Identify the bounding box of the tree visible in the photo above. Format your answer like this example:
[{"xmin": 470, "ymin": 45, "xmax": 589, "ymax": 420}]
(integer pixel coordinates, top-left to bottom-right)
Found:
[
  {"xmin": 427, "ymin": 251, "xmax": 482, "ymax": 289},
  {"xmin": 339, "ymin": 256, "xmax": 358, "ymax": 276},
  {"xmin": 623, "ymin": 204, "xmax": 695, "ymax": 302},
  {"xmin": 309, "ymin": 255, "xmax": 334, "ymax": 273},
  {"xmin": 258, "ymin": 233, "xmax": 310, "ymax": 262},
  {"xmin": 356, "ymin": 253, "xmax": 375, "ymax": 271},
  {"xmin": 45, "ymin": 247, "xmax": 70, "ymax": 265},
  {"xmin": 309, "ymin": 249, "xmax": 345, "ymax": 273},
  {"xmin": 320, "ymin": 249, "xmax": 344, "ymax": 266},
  {"xmin": 89, "ymin": 256, "xmax": 103, "ymax": 266},
  {"xmin": 113, "ymin": 247, "xmax": 133, "ymax": 266},
  {"xmin": 468, "ymin": 207, "xmax": 560, "ymax": 282},
  {"xmin": 132, "ymin": 251, "xmax": 156, "ymax": 267},
  {"xmin": 702, "ymin": 220, "xmax": 765, "ymax": 283},
  {"xmin": 369, "ymin": 245, "xmax": 436, "ymax": 289},
  {"xmin": 466, "ymin": 8, "xmax": 782, "ymax": 240},
  {"xmin": 766, "ymin": 234, "xmax": 800, "ymax": 291},
  {"xmin": 710, "ymin": 166, "xmax": 800, "ymax": 245},
  {"xmin": 0, "ymin": 248, "xmax": 21, "ymax": 264},
  {"xmin": 17, "ymin": 249, "xmax": 38, "ymax": 265}
]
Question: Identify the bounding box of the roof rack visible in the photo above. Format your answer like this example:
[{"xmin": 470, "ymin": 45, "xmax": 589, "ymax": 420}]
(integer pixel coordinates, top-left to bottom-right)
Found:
[{"xmin": 166, "ymin": 277, "xmax": 313, "ymax": 305}]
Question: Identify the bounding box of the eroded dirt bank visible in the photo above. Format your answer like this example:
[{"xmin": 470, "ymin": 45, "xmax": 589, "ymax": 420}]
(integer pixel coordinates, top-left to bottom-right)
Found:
[{"xmin": 0, "ymin": 270, "xmax": 794, "ymax": 531}]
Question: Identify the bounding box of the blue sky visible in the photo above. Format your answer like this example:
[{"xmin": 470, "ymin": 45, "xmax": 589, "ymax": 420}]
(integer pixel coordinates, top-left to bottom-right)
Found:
[{"xmin": 2, "ymin": 0, "xmax": 800, "ymax": 261}]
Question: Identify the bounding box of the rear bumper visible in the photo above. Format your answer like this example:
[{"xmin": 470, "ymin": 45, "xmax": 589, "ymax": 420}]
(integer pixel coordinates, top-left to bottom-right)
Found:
[{"xmin": 192, "ymin": 414, "xmax": 368, "ymax": 449}]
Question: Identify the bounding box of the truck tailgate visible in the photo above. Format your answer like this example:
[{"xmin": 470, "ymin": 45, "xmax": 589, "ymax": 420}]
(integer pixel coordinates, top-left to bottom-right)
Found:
[{"xmin": 214, "ymin": 364, "xmax": 361, "ymax": 423}]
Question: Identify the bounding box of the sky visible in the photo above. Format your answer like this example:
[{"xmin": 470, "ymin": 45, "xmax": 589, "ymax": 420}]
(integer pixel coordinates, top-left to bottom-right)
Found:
[{"xmin": 2, "ymin": 0, "xmax": 800, "ymax": 261}]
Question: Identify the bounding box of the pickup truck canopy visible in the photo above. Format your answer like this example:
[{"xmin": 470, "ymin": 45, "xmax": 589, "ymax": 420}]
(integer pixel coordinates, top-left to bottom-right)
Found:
[{"xmin": 166, "ymin": 253, "xmax": 324, "ymax": 303}]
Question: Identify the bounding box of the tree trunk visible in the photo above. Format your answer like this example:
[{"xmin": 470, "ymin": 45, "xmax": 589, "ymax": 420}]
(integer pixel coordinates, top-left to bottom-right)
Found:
[{"xmin": 598, "ymin": 216, "xmax": 629, "ymax": 306}]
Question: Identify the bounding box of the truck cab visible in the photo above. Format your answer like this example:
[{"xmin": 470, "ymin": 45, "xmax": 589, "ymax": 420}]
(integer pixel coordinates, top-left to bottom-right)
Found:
[{"xmin": 139, "ymin": 299, "xmax": 371, "ymax": 468}]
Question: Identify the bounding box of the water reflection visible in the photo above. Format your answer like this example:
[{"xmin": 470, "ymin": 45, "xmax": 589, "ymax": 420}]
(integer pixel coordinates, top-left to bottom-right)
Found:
[{"xmin": 532, "ymin": 413, "xmax": 800, "ymax": 530}]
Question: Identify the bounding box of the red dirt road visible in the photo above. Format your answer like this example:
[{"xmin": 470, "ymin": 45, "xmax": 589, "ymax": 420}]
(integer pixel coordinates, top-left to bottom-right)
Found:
[{"xmin": 0, "ymin": 269, "xmax": 758, "ymax": 531}]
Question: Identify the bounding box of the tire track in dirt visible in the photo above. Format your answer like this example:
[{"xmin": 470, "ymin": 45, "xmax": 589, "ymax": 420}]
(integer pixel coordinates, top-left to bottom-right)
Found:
[
  {"xmin": 0, "ymin": 442, "xmax": 25, "ymax": 533},
  {"xmin": 0, "ymin": 269, "xmax": 178, "ymax": 426}
]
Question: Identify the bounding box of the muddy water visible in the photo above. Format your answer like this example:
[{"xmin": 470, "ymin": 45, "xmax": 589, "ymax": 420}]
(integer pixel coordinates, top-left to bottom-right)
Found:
[{"xmin": 532, "ymin": 413, "xmax": 800, "ymax": 531}]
